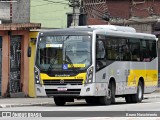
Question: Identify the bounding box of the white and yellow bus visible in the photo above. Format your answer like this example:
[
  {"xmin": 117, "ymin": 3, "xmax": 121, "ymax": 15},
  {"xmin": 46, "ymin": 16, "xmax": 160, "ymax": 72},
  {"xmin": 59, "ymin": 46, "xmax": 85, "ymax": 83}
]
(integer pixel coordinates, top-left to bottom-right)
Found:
[{"xmin": 33, "ymin": 25, "xmax": 158, "ymax": 106}]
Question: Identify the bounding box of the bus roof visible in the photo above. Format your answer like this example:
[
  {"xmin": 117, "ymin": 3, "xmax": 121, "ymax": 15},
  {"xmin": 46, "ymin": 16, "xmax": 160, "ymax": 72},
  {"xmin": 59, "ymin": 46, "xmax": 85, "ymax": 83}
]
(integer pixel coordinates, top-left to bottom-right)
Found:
[
  {"xmin": 40, "ymin": 25, "xmax": 136, "ymax": 34},
  {"xmin": 39, "ymin": 28, "xmax": 95, "ymax": 36},
  {"xmin": 39, "ymin": 25, "xmax": 156, "ymax": 40},
  {"xmin": 71, "ymin": 25, "xmax": 136, "ymax": 33}
]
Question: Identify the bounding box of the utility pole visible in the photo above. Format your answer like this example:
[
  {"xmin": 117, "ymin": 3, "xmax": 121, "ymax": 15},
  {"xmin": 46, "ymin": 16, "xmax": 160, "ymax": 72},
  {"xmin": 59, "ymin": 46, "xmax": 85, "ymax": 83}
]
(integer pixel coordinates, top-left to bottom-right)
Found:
[{"xmin": 69, "ymin": 0, "xmax": 80, "ymax": 26}]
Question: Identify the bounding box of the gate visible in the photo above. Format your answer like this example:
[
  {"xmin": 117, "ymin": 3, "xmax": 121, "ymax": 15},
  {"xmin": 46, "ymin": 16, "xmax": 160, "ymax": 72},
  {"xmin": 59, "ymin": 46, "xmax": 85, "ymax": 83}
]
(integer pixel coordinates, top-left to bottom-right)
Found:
[{"xmin": 9, "ymin": 36, "xmax": 22, "ymax": 96}]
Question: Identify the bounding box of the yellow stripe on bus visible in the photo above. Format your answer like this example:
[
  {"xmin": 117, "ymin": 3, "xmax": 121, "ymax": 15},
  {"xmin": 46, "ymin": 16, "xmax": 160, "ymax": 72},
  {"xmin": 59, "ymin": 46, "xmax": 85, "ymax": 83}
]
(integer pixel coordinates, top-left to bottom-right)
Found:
[
  {"xmin": 40, "ymin": 73, "xmax": 87, "ymax": 85},
  {"xmin": 127, "ymin": 70, "xmax": 158, "ymax": 87}
]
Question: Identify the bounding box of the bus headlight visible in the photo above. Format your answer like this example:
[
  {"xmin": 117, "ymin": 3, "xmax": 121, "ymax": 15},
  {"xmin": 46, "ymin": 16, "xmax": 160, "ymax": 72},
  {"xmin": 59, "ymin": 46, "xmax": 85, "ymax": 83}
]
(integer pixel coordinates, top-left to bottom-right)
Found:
[
  {"xmin": 85, "ymin": 66, "xmax": 93, "ymax": 84},
  {"xmin": 34, "ymin": 67, "xmax": 40, "ymax": 84}
]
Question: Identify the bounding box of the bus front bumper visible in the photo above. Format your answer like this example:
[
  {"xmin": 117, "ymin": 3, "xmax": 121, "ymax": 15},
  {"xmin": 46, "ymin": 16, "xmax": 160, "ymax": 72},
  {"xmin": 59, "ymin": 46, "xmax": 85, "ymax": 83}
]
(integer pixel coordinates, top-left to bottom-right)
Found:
[{"xmin": 35, "ymin": 83, "xmax": 109, "ymax": 97}]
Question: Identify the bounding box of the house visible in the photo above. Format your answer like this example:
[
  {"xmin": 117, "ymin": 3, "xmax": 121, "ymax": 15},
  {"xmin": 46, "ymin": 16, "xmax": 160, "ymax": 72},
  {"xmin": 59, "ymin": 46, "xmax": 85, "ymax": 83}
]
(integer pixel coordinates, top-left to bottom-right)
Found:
[{"xmin": 0, "ymin": 0, "xmax": 40, "ymax": 97}]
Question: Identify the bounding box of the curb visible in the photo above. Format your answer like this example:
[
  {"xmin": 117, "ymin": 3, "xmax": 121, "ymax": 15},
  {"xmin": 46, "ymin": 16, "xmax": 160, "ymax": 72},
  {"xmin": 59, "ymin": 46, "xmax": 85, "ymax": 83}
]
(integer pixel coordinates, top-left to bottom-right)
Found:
[
  {"xmin": 0, "ymin": 102, "xmax": 53, "ymax": 108},
  {"xmin": 144, "ymin": 95, "xmax": 160, "ymax": 99},
  {"xmin": 155, "ymin": 89, "xmax": 160, "ymax": 92},
  {"xmin": 0, "ymin": 93, "xmax": 160, "ymax": 108},
  {"xmin": 143, "ymin": 89, "xmax": 160, "ymax": 99}
]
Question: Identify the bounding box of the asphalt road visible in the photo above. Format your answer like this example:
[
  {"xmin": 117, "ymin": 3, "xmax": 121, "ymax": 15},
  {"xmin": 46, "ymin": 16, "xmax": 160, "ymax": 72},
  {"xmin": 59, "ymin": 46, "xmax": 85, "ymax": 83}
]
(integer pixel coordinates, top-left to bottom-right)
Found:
[{"xmin": 0, "ymin": 97, "xmax": 160, "ymax": 120}]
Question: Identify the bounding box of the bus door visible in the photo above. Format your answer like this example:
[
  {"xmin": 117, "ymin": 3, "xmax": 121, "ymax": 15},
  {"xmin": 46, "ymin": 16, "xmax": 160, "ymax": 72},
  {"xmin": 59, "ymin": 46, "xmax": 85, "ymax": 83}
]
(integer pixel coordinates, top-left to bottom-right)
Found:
[{"xmin": 95, "ymin": 39, "xmax": 110, "ymax": 95}]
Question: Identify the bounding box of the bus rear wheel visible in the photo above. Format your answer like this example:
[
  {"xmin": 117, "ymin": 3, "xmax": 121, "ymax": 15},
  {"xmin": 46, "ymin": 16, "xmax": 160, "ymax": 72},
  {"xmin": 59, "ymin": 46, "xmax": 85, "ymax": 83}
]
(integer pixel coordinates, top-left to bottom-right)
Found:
[
  {"xmin": 132, "ymin": 81, "xmax": 143, "ymax": 103},
  {"xmin": 125, "ymin": 81, "xmax": 143, "ymax": 103},
  {"xmin": 54, "ymin": 97, "xmax": 66, "ymax": 106}
]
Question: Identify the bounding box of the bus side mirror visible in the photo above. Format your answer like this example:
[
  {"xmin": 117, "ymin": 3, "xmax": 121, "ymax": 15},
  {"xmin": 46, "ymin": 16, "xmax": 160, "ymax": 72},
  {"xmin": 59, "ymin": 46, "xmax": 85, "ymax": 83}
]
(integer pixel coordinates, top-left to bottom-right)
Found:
[{"xmin": 27, "ymin": 46, "xmax": 32, "ymax": 57}]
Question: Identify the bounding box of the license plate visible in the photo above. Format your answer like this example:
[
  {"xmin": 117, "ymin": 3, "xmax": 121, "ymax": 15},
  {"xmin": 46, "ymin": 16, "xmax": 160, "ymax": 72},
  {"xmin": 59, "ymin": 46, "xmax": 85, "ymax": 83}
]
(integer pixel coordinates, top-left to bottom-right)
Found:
[{"xmin": 57, "ymin": 87, "xmax": 67, "ymax": 91}]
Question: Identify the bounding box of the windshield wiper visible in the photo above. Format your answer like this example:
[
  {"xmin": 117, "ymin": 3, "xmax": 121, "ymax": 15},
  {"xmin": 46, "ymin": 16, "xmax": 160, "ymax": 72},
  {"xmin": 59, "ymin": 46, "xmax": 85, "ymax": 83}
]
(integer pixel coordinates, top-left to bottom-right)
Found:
[
  {"xmin": 47, "ymin": 57, "xmax": 57, "ymax": 73},
  {"xmin": 65, "ymin": 55, "xmax": 78, "ymax": 73}
]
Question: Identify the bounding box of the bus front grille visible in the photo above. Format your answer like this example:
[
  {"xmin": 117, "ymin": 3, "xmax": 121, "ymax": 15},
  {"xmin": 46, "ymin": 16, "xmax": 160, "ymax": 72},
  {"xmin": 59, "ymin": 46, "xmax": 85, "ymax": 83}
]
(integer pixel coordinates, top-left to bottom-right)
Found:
[
  {"xmin": 45, "ymin": 89, "xmax": 81, "ymax": 96},
  {"xmin": 43, "ymin": 79, "xmax": 83, "ymax": 85}
]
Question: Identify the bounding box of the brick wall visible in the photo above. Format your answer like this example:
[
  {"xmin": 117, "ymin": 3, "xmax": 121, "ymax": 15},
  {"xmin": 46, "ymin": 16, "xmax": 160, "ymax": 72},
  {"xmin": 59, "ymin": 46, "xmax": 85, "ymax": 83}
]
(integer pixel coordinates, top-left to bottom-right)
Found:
[
  {"xmin": 106, "ymin": 0, "xmax": 130, "ymax": 19},
  {"xmin": 131, "ymin": 1, "xmax": 160, "ymax": 17},
  {"xmin": 83, "ymin": 0, "xmax": 160, "ymax": 25},
  {"xmin": 87, "ymin": 18, "xmax": 109, "ymax": 25},
  {"xmin": 106, "ymin": 0, "xmax": 160, "ymax": 19},
  {"xmin": 129, "ymin": 24, "xmax": 152, "ymax": 34}
]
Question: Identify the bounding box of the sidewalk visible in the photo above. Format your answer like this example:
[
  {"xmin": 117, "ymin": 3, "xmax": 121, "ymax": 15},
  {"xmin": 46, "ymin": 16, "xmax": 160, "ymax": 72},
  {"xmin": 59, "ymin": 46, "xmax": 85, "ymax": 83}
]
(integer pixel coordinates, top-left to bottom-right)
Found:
[
  {"xmin": 0, "ymin": 91, "xmax": 159, "ymax": 108},
  {"xmin": 0, "ymin": 97, "xmax": 54, "ymax": 108}
]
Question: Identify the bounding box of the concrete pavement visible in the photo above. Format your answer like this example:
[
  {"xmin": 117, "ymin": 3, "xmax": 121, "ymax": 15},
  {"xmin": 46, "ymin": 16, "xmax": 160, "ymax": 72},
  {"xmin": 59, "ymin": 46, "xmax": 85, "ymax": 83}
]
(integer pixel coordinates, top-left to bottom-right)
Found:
[
  {"xmin": 0, "ymin": 97, "xmax": 54, "ymax": 108},
  {"xmin": 0, "ymin": 91, "xmax": 159, "ymax": 108}
]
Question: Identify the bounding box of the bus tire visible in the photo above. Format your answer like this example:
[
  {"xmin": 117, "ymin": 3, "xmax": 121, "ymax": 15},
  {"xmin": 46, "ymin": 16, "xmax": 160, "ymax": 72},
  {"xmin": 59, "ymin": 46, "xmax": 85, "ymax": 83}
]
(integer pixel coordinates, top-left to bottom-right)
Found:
[
  {"xmin": 54, "ymin": 97, "xmax": 66, "ymax": 106},
  {"xmin": 99, "ymin": 82, "xmax": 115, "ymax": 105},
  {"xmin": 99, "ymin": 96, "xmax": 111, "ymax": 105},
  {"xmin": 110, "ymin": 81, "xmax": 116, "ymax": 104},
  {"xmin": 131, "ymin": 81, "xmax": 143, "ymax": 103}
]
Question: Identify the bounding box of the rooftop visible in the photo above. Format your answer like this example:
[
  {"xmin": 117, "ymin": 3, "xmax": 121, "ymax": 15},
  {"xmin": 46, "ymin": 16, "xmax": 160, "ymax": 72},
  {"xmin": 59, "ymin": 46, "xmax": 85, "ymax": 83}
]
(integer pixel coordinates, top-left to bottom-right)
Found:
[{"xmin": 0, "ymin": 23, "xmax": 41, "ymax": 30}]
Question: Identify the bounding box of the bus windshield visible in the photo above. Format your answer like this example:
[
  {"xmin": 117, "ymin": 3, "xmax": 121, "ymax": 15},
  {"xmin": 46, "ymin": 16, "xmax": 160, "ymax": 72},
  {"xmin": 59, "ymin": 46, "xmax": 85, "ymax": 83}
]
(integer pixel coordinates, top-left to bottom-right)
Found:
[{"xmin": 36, "ymin": 35, "xmax": 91, "ymax": 72}]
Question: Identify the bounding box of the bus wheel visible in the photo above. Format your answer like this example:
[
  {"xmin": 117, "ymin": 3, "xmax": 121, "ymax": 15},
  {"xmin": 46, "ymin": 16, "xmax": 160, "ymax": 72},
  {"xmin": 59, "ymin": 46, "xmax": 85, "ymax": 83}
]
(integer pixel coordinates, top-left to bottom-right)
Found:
[
  {"xmin": 99, "ymin": 96, "xmax": 111, "ymax": 105},
  {"xmin": 99, "ymin": 82, "xmax": 115, "ymax": 105},
  {"xmin": 132, "ymin": 81, "xmax": 143, "ymax": 103},
  {"xmin": 54, "ymin": 97, "xmax": 66, "ymax": 106},
  {"xmin": 109, "ymin": 81, "xmax": 116, "ymax": 104}
]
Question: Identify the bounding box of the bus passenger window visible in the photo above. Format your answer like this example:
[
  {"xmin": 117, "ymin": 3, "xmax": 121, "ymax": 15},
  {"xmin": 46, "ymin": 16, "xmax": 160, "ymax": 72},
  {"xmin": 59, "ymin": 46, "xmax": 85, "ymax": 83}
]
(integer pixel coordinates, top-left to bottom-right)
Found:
[
  {"xmin": 132, "ymin": 46, "xmax": 140, "ymax": 61},
  {"xmin": 142, "ymin": 49, "xmax": 151, "ymax": 62},
  {"xmin": 123, "ymin": 45, "xmax": 131, "ymax": 61}
]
